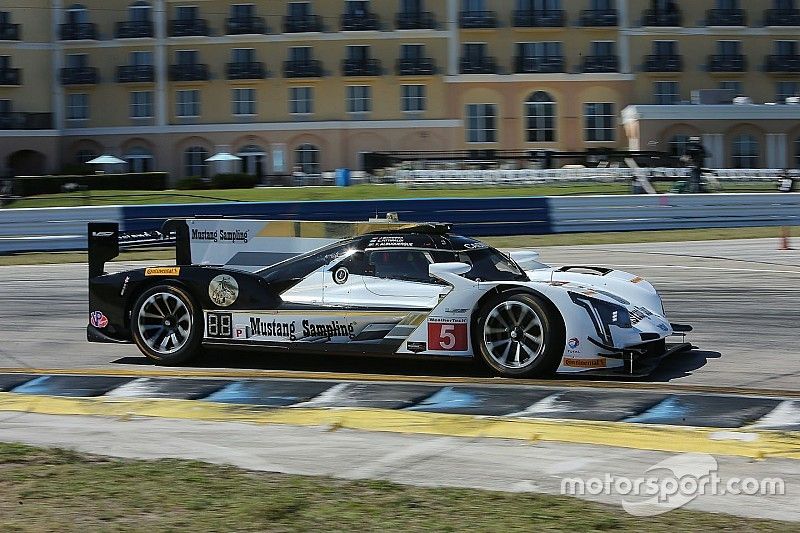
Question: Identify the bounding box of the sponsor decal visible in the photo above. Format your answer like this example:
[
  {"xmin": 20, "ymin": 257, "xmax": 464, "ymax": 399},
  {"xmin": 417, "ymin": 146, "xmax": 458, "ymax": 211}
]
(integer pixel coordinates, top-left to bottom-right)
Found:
[
  {"xmin": 564, "ymin": 357, "xmax": 607, "ymax": 369},
  {"xmin": 303, "ymin": 319, "xmax": 356, "ymax": 339},
  {"xmin": 89, "ymin": 311, "xmax": 108, "ymax": 329},
  {"xmin": 445, "ymin": 308, "xmax": 469, "ymax": 314},
  {"xmin": 333, "ymin": 267, "xmax": 349, "ymax": 285},
  {"xmin": 407, "ymin": 341, "xmax": 427, "ymax": 353},
  {"xmin": 367, "ymin": 235, "xmax": 413, "ymax": 248},
  {"xmin": 568, "ymin": 338, "xmax": 580, "ymax": 349},
  {"xmin": 428, "ymin": 317, "xmax": 468, "ymax": 351},
  {"xmin": 249, "ymin": 317, "xmax": 297, "ymax": 340},
  {"xmin": 120, "ymin": 275, "xmax": 130, "ymax": 296},
  {"xmin": 246, "ymin": 316, "xmax": 357, "ymax": 341},
  {"xmin": 657, "ymin": 323, "xmax": 669, "ymax": 332},
  {"xmin": 206, "ymin": 312, "xmax": 233, "ymax": 338},
  {"xmin": 145, "ymin": 267, "xmax": 181, "ymax": 277},
  {"xmin": 91, "ymin": 231, "xmax": 114, "ymax": 238},
  {"xmin": 234, "ymin": 326, "xmax": 248, "ymax": 339},
  {"xmin": 630, "ymin": 277, "xmax": 645, "ymax": 284},
  {"xmin": 461, "ymin": 242, "xmax": 487, "ymax": 250},
  {"xmin": 191, "ymin": 228, "xmax": 250, "ymax": 244},
  {"xmin": 209, "ymin": 275, "xmax": 239, "ymax": 307}
]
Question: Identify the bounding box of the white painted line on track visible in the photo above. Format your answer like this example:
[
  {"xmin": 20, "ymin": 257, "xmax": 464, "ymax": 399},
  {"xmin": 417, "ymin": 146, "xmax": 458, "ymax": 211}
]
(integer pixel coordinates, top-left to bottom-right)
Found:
[
  {"xmin": 289, "ymin": 383, "xmax": 349, "ymax": 408},
  {"xmin": 748, "ymin": 400, "xmax": 800, "ymax": 429}
]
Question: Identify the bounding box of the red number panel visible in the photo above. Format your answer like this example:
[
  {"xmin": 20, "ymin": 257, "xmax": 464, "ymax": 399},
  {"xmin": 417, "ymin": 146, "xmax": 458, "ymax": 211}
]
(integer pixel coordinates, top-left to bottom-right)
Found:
[{"xmin": 428, "ymin": 320, "xmax": 468, "ymax": 351}]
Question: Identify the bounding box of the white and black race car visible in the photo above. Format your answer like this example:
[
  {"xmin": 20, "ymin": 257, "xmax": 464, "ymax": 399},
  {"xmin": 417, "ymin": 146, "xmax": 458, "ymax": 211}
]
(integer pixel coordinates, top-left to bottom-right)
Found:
[{"xmin": 87, "ymin": 218, "xmax": 692, "ymax": 378}]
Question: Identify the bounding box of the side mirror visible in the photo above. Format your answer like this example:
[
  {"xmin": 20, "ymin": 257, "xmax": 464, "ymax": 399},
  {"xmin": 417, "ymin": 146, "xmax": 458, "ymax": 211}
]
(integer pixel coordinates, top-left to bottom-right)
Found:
[
  {"xmin": 429, "ymin": 262, "xmax": 473, "ymax": 288},
  {"xmin": 509, "ymin": 250, "xmax": 548, "ymax": 270}
]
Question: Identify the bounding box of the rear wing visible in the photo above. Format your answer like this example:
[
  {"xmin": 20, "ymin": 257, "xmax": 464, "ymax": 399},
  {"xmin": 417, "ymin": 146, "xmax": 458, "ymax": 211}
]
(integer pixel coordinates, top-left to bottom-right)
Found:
[{"xmin": 88, "ymin": 222, "xmax": 176, "ymax": 278}]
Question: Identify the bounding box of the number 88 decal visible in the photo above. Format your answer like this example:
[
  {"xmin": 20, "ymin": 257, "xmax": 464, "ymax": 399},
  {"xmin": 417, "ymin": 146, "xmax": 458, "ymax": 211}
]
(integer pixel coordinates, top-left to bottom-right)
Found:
[{"xmin": 428, "ymin": 319, "xmax": 468, "ymax": 351}]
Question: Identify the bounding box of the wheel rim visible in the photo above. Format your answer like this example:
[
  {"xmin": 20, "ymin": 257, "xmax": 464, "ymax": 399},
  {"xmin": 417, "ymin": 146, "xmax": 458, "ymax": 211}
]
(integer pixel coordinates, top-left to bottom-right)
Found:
[
  {"xmin": 483, "ymin": 301, "xmax": 545, "ymax": 369},
  {"xmin": 137, "ymin": 292, "xmax": 192, "ymax": 355}
]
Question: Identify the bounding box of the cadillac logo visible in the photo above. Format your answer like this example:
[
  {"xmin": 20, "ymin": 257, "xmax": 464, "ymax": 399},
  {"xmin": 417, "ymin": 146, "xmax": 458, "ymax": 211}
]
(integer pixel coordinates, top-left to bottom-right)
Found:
[{"xmin": 209, "ymin": 274, "xmax": 239, "ymax": 307}]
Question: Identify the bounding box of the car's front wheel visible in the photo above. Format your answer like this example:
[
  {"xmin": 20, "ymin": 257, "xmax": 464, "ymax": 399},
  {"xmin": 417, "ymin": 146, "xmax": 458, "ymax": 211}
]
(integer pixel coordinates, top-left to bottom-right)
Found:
[
  {"xmin": 474, "ymin": 292, "xmax": 563, "ymax": 378},
  {"xmin": 131, "ymin": 285, "xmax": 201, "ymax": 365}
]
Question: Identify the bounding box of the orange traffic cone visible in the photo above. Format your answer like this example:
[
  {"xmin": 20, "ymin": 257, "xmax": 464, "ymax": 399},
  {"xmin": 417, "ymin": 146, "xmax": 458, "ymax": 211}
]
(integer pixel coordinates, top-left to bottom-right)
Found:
[{"xmin": 779, "ymin": 226, "xmax": 792, "ymax": 251}]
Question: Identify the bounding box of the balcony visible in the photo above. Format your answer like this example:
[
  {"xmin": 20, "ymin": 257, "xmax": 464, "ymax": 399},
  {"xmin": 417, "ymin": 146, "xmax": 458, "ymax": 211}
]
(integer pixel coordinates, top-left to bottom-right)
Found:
[
  {"xmin": 460, "ymin": 56, "xmax": 497, "ymax": 74},
  {"xmin": 764, "ymin": 9, "xmax": 800, "ymax": 26},
  {"xmin": 514, "ymin": 56, "xmax": 564, "ymax": 74},
  {"xmin": 59, "ymin": 23, "xmax": 97, "ymax": 40},
  {"xmin": 284, "ymin": 60, "xmax": 323, "ymax": 78},
  {"xmin": 115, "ymin": 20, "xmax": 153, "ymax": 38},
  {"xmin": 707, "ymin": 54, "xmax": 746, "ymax": 72},
  {"xmin": 341, "ymin": 12, "xmax": 380, "ymax": 31},
  {"xmin": 512, "ymin": 9, "xmax": 565, "ymax": 27},
  {"xmin": 116, "ymin": 65, "xmax": 154, "ymax": 82},
  {"xmin": 397, "ymin": 58, "xmax": 435, "ymax": 75},
  {"xmin": 226, "ymin": 16, "xmax": 267, "ymax": 35},
  {"xmin": 0, "ymin": 23, "xmax": 20, "ymax": 40},
  {"xmin": 580, "ymin": 9, "xmax": 618, "ymax": 27},
  {"xmin": 0, "ymin": 112, "xmax": 53, "ymax": 130},
  {"xmin": 227, "ymin": 61, "xmax": 266, "ymax": 79},
  {"xmin": 706, "ymin": 8, "xmax": 746, "ymax": 26},
  {"xmin": 582, "ymin": 55, "xmax": 618, "ymax": 73},
  {"xmin": 642, "ymin": 9, "xmax": 682, "ymax": 27},
  {"xmin": 284, "ymin": 15, "xmax": 323, "ymax": 32},
  {"xmin": 766, "ymin": 55, "xmax": 800, "ymax": 73},
  {"xmin": 396, "ymin": 11, "xmax": 436, "ymax": 29},
  {"xmin": 0, "ymin": 68, "xmax": 21, "ymax": 85},
  {"xmin": 459, "ymin": 11, "xmax": 497, "ymax": 29},
  {"xmin": 342, "ymin": 58, "xmax": 382, "ymax": 76},
  {"xmin": 60, "ymin": 67, "xmax": 99, "ymax": 85},
  {"xmin": 168, "ymin": 19, "xmax": 209, "ymax": 37},
  {"xmin": 169, "ymin": 63, "xmax": 209, "ymax": 81},
  {"xmin": 643, "ymin": 55, "xmax": 683, "ymax": 72}
]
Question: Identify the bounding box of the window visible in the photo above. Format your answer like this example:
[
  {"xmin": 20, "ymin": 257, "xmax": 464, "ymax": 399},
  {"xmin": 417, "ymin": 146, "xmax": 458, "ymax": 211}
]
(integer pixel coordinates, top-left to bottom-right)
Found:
[
  {"xmin": 232, "ymin": 48, "xmax": 254, "ymax": 63},
  {"xmin": 732, "ymin": 134, "xmax": 759, "ymax": 168},
  {"xmin": 129, "ymin": 1, "xmax": 151, "ymax": 22},
  {"xmin": 231, "ymin": 4, "xmax": 254, "ymax": 18},
  {"xmin": 654, "ymin": 81, "xmax": 680, "ymax": 104},
  {"xmin": 653, "ymin": 40, "xmax": 677, "ymax": 56},
  {"xmin": 717, "ymin": 0, "xmax": 738, "ymax": 9},
  {"xmin": 591, "ymin": 40, "xmax": 615, "ymax": 56},
  {"xmin": 184, "ymin": 146, "xmax": 208, "ymax": 177},
  {"xmin": 669, "ymin": 134, "xmax": 691, "ymax": 156},
  {"xmin": 130, "ymin": 50, "xmax": 152, "ymax": 65},
  {"xmin": 75, "ymin": 149, "xmax": 96, "ymax": 164},
  {"xmin": 295, "ymin": 143, "xmax": 319, "ymax": 174},
  {"xmin": 401, "ymin": 44, "xmax": 424, "ymax": 61},
  {"xmin": 175, "ymin": 6, "xmax": 197, "ymax": 20},
  {"xmin": 66, "ymin": 93, "xmax": 88, "ymax": 120},
  {"xmin": 401, "ymin": 84, "xmax": 426, "ymax": 112},
  {"xmin": 346, "ymin": 0, "xmax": 369, "ymax": 15},
  {"xmin": 290, "ymin": 86, "xmax": 313, "ymax": 114},
  {"xmin": 346, "ymin": 85, "xmax": 371, "ymax": 113},
  {"xmin": 795, "ymin": 136, "xmax": 800, "ymax": 168},
  {"xmin": 66, "ymin": 53, "xmax": 88, "ymax": 68},
  {"xmin": 0, "ymin": 99, "xmax": 10, "ymax": 114},
  {"xmin": 66, "ymin": 4, "xmax": 88, "ymax": 24},
  {"xmin": 463, "ymin": 43, "xmax": 487, "ymax": 62},
  {"xmin": 125, "ymin": 146, "xmax": 153, "ymax": 173},
  {"xmin": 402, "ymin": 0, "xmax": 423, "ymax": 14},
  {"xmin": 289, "ymin": 46, "xmax": 312, "ymax": 62},
  {"xmin": 0, "ymin": 56, "xmax": 10, "ymax": 69},
  {"xmin": 518, "ymin": 41, "xmax": 561, "ymax": 58},
  {"xmin": 347, "ymin": 45, "xmax": 370, "ymax": 61},
  {"xmin": 288, "ymin": 2, "xmax": 311, "ymax": 18},
  {"xmin": 129, "ymin": 91, "xmax": 153, "ymax": 118},
  {"xmin": 775, "ymin": 40, "xmax": 798, "ymax": 56},
  {"xmin": 463, "ymin": 0, "xmax": 485, "ymax": 12},
  {"xmin": 584, "ymin": 102, "xmax": 615, "ymax": 141},
  {"xmin": 176, "ymin": 89, "xmax": 200, "ymax": 117},
  {"xmin": 525, "ymin": 91, "xmax": 555, "ymax": 142},
  {"xmin": 776, "ymin": 0, "xmax": 795, "ymax": 10},
  {"xmin": 176, "ymin": 50, "xmax": 197, "ymax": 65},
  {"xmin": 591, "ymin": 0, "xmax": 612, "ymax": 9},
  {"xmin": 465, "ymin": 103, "xmax": 497, "ymax": 143},
  {"xmin": 719, "ymin": 80, "xmax": 743, "ymax": 96},
  {"xmin": 777, "ymin": 81, "xmax": 800, "ymax": 101},
  {"xmin": 232, "ymin": 87, "xmax": 256, "ymax": 115},
  {"xmin": 717, "ymin": 40, "xmax": 741, "ymax": 56},
  {"xmin": 367, "ymin": 249, "xmax": 438, "ymax": 283}
]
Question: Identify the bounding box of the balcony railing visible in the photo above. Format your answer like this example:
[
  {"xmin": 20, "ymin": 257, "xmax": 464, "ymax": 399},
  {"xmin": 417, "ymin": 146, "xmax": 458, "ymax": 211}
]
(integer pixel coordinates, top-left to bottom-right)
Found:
[
  {"xmin": 706, "ymin": 8, "xmax": 746, "ymax": 26},
  {"xmin": 341, "ymin": 12, "xmax": 380, "ymax": 31},
  {"xmin": 643, "ymin": 54, "xmax": 683, "ymax": 72},
  {"xmin": 515, "ymin": 56, "xmax": 565, "ymax": 74},
  {"xmin": 0, "ymin": 23, "xmax": 21, "ymax": 40},
  {"xmin": 512, "ymin": 9, "xmax": 565, "ymax": 27},
  {"xmin": 766, "ymin": 55, "xmax": 800, "ymax": 73},
  {"xmin": 116, "ymin": 65, "xmax": 155, "ymax": 82},
  {"xmin": 227, "ymin": 61, "xmax": 266, "ymax": 79},
  {"xmin": 459, "ymin": 10, "xmax": 497, "ymax": 28},
  {"xmin": 460, "ymin": 56, "xmax": 497, "ymax": 74},
  {"xmin": 582, "ymin": 55, "xmax": 619, "ymax": 73},
  {"xmin": 59, "ymin": 23, "xmax": 97, "ymax": 40},
  {"xmin": 764, "ymin": 8, "xmax": 800, "ymax": 26},
  {"xmin": 168, "ymin": 19, "xmax": 209, "ymax": 37},
  {"xmin": 115, "ymin": 20, "xmax": 153, "ymax": 38},
  {"xmin": 0, "ymin": 112, "xmax": 53, "ymax": 130},
  {"xmin": 226, "ymin": 16, "xmax": 266, "ymax": 35},
  {"xmin": 707, "ymin": 54, "xmax": 746, "ymax": 72},
  {"xmin": 396, "ymin": 11, "xmax": 436, "ymax": 29},
  {"xmin": 642, "ymin": 9, "xmax": 682, "ymax": 27},
  {"xmin": 284, "ymin": 60, "xmax": 323, "ymax": 77},
  {"xmin": 60, "ymin": 67, "xmax": 99, "ymax": 85},
  {"xmin": 342, "ymin": 58, "xmax": 382, "ymax": 76},
  {"xmin": 580, "ymin": 9, "xmax": 618, "ymax": 26},
  {"xmin": 397, "ymin": 58, "xmax": 435, "ymax": 75},
  {"xmin": 284, "ymin": 14, "xmax": 323, "ymax": 32},
  {"xmin": 169, "ymin": 63, "xmax": 210, "ymax": 81},
  {"xmin": 0, "ymin": 68, "xmax": 21, "ymax": 85}
]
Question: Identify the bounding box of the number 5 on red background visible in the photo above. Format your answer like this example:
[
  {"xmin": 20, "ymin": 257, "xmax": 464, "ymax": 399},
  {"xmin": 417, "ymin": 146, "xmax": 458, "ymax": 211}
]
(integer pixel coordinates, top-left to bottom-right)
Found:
[{"xmin": 428, "ymin": 320, "xmax": 468, "ymax": 351}]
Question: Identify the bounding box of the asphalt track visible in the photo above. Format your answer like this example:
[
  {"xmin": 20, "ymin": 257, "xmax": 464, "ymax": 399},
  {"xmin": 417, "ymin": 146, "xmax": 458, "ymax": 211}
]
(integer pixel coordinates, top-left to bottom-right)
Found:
[{"xmin": 0, "ymin": 238, "xmax": 797, "ymax": 391}]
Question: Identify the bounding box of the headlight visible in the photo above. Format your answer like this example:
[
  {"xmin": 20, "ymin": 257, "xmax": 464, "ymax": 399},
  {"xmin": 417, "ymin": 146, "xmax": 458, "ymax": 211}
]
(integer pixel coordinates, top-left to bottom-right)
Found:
[{"xmin": 569, "ymin": 292, "xmax": 632, "ymax": 346}]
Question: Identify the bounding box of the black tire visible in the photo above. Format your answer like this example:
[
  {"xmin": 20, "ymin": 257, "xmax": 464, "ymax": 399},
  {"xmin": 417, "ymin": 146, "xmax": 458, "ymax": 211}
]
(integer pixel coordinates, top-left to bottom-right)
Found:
[
  {"xmin": 473, "ymin": 291, "xmax": 564, "ymax": 378},
  {"xmin": 131, "ymin": 284, "xmax": 202, "ymax": 365}
]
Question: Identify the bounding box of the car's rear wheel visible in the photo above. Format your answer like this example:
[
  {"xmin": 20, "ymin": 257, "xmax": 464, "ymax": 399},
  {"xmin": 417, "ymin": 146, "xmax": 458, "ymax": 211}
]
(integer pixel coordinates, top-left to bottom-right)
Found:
[
  {"xmin": 131, "ymin": 285, "xmax": 201, "ymax": 365},
  {"xmin": 474, "ymin": 292, "xmax": 563, "ymax": 378}
]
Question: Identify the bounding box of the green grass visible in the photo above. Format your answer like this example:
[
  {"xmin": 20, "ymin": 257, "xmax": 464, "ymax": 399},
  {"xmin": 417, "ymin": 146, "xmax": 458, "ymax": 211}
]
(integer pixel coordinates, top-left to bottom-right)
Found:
[
  {"xmin": 0, "ymin": 442, "xmax": 790, "ymax": 532},
  {"xmin": 2, "ymin": 182, "xmax": 778, "ymax": 209}
]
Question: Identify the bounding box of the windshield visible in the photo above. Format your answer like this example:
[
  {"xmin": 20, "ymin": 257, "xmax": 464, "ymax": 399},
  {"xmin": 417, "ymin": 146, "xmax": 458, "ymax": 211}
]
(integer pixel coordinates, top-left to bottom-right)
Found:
[{"xmin": 455, "ymin": 248, "xmax": 528, "ymax": 282}]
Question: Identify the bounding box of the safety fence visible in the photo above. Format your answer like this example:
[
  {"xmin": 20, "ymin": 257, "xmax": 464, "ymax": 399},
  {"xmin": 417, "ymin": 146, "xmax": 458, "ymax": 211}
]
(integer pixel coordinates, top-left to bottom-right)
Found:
[{"xmin": 0, "ymin": 193, "xmax": 797, "ymax": 253}]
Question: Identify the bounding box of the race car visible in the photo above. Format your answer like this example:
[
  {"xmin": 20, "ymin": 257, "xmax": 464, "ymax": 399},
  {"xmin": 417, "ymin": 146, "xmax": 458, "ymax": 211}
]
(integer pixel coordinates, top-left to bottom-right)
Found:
[{"xmin": 87, "ymin": 218, "xmax": 692, "ymax": 378}]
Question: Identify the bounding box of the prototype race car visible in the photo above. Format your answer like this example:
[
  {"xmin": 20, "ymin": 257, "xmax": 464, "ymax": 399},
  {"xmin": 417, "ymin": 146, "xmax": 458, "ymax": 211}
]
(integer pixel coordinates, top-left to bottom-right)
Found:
[{"xmin": 87, "ymin": 218, "xmax": 692, "ymax": 378}]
